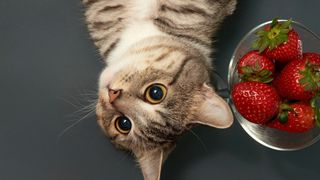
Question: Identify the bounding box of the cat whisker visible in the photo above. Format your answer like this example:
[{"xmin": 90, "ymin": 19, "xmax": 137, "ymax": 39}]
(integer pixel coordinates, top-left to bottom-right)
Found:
[
  {"xmin": 77, "ymin": 89, "xmax": 98, "ymax": 97},
  {"xmin": 57, "ymin": 107, "xmax": 95, "ymax": 143},
  {"xmin": 58, "ymin": 96, "xmax": 81, "ymax": 108},
  {"xmin": 68, "ymin": 101, "xmax": 97, "ymax": 117},
  {"xmin": 79, "ymin": 92, "xmax": 98, "ymax": 96},
  {"xmin": 57, "ymin": 90, "xmax": 98, "ymax": 143},
  {"xmin": 188, "ymin": 129, "xmax": 208, "ymax": 153},
  {"xmin": 59, "ymin": 93, "xmax": 97, "ymax": 115}
]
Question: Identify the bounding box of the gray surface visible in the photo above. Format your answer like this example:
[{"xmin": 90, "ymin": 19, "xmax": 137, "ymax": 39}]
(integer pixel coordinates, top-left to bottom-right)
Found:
[{"xmin": 1, "ymin": 0, "xmax": 320, "ymax": 180}]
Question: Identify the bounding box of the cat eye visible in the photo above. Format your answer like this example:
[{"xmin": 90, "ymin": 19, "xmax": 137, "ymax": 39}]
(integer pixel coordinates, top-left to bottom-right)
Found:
[
  {"xmin": 145, "ymin": 84, "xmax": 167, "ymax": 104},
  {"xmin": 115, "ymin": 116, "xmax": 132, "ymax": 134}
]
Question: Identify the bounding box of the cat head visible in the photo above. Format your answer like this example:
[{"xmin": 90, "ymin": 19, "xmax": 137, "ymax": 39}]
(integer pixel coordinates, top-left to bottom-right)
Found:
[{"xmin": 96, "ymin": 38, "xmax": 233, "ymax": 180}]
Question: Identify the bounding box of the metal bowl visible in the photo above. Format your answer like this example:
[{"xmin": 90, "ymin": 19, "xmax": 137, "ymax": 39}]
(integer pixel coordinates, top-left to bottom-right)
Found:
[{"xmin": 228, "ymin": 20, "xmax": 320, "ymax": 151}]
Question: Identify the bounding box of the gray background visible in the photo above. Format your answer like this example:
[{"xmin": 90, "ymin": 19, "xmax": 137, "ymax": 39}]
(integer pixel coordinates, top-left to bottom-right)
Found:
[{"xmin": 1, "ymin": 0, "xmax": 320, "ymax": 180}]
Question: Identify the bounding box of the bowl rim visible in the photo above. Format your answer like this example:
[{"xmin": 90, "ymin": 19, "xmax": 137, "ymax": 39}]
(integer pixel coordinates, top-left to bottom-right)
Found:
[{"xmin": 227, "ymin": 19, "xmax": 320, "ymax": 151}]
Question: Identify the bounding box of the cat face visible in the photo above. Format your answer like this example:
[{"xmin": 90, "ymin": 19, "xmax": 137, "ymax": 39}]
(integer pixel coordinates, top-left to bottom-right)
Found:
[{"xmin": 96, "ymin": 41, "xmax": 233, "ymax": 180}]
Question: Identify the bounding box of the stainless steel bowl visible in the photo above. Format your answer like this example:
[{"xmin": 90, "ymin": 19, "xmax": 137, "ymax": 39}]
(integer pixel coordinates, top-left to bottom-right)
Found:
[{"xmin": 228, "ymin": 20, "xmax": 320, "ymax": 151}]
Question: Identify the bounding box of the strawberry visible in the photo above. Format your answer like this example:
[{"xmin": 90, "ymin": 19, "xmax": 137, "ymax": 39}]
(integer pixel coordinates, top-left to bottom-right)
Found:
[
  {"xmin": 268, "ymin": 102, "xmax": 315, "ymax": 133},
  {"xmin": 231, "ymin": 81, "xmax": 280, "ymax": 124},
  {"xmin": 253, "ymin": 18, "xmax": 302, "ymax": 62},
  {"xmin": 237, "ymin": 50, "xmax": 275, "ymax": 83},
  {"xmin": 274, "ymin": 56, "xmax": 320, "ymax": 101},
  {"xmin": 303, "ymin": 52, "xmax": 320, "ymax": 63}
]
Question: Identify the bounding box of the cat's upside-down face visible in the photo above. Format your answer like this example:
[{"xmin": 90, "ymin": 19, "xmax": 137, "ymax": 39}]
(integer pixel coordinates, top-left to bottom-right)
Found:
[{"xmin": 96, "ymin": 38, "xmax": 233, "ymax": 180}]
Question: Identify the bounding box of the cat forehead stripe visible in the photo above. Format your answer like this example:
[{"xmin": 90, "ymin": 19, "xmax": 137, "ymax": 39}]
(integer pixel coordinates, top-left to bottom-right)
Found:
[
  {"xmin": 98, "ymin": 4, "xmax": 124, "ymax": 13},
  {"xmin": 169, "ymin": 57, "xmax": 193, "ymax": 85}
]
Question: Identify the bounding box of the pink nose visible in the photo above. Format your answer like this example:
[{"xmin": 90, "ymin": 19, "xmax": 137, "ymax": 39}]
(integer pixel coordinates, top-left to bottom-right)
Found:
[{"xmin": 108, "ymin": 89, "xmax": 121, "ymax": 104}]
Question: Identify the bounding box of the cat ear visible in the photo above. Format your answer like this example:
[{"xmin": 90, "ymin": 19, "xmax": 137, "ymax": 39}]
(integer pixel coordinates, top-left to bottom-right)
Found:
[
  {"xmin": 191, "ymin": 83, "xmax": 233, "ymax": 128},
  {"xmin": 134, "ymin": 149, "xmax": 163, "ymax": 180},
  {"xmin": 134, "ymin": 146, "xmax": 174, "ymax": 180}
]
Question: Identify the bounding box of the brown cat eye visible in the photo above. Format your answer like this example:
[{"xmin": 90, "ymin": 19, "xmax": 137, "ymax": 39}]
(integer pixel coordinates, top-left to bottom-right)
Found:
[
  {"xmin": 115, "ymin": 116, "xmax": 132, "ymax": 134},
  {"xmin": 145, "ymin": 84, "xmax": 167, "ymax": 104}
]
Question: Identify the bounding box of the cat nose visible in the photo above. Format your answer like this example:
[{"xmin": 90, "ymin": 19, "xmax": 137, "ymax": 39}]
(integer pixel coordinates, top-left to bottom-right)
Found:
[{"xmin": 108, "ymin": 89, "xmax": 122, "ymax": 104}]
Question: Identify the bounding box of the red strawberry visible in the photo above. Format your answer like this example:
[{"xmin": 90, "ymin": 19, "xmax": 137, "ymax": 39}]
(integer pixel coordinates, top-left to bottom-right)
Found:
[
  {"xmin": 268, "ymin": 102, "xmax": 315, "ymax": 133},
  {"xmin": 231, "ymin": 81, "xmax": 280, "ymax": 124},
  {"xmin": 274, "ymin": 57, "xmax": 320, "ymax": 101},
  {"xmin": 237, "ymin": 50, "xmax": 275, "ymax": 83},
  {"xmin": 253, "ymin": 18, "xmax": 302, "ymax": 62},
  {"xmin": 303, "ymin": 52, "xmax": 320, "ymax": 63}
]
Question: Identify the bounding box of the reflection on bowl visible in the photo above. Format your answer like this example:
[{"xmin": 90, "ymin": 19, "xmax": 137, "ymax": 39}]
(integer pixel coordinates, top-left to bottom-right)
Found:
[{"xmin": 228, "ymin": 20, "xmax": 320, "ymax": 151}]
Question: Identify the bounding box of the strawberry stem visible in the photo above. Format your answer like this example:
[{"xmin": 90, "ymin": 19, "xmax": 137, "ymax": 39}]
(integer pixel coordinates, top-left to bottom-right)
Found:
[
  {"xmin": 280, "ymin": 103, "xmax": 292, "ymax": 110},
  {"xmin": 253, "ymin": 18, "xmax": 292, "ymax": 53},
  {"xmin": 279, "ymin": 111, "xmax": 289, "ymax": 124},
  {"xmin": 277, "ymin": 103, "xmax": 293, "ymax": 124}
]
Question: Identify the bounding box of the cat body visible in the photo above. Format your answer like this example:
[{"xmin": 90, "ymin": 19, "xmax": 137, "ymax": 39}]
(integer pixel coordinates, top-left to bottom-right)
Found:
[{"xmin": 82, "ymin": 0, "xmax": 236, "ymax": 180}]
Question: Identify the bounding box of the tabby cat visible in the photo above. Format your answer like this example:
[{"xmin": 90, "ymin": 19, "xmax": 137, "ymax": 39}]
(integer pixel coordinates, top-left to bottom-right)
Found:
[{"xmin": 82, "ymin": 0, "xmax": 236, "ymax": 179}]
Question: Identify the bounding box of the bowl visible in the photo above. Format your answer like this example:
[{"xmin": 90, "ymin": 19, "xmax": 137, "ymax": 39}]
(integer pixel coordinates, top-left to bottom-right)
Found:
[{"xmin": 228, "ymin": 20, "xmax": 320, "ymax": 151}]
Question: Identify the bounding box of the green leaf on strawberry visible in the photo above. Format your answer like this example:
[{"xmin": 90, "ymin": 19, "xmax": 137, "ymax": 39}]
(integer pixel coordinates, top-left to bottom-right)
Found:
[
  {"xmin": 274, "ymin": 59, "xmax": 317, "ymax": 101},
  {"xmin": 253, "ymin": 18, "xmax": 292, "ymax": 53},
  {"xmin": 252, "ymin": 18, "xmax": 302, "ymax": 62},
  {"xmin": 237, "ymin": 51, "xmax": 275, "ymax": 83},
  {"xmin": 310, "ymin": 93, "xmax": 320, "ymax": 127},
  {"xmin": 299, "ymin": 60, "xmax": 320, "ymax": 92},
  {"xmin": 268, "ymin": 102, "xmax": 315, "ymax": 133}
]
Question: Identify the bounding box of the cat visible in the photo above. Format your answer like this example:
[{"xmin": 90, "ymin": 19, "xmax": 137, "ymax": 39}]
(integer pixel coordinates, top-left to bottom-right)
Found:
[{"xmin": 82, "ymin": 0, "xmax": 236, "ymax": 180}]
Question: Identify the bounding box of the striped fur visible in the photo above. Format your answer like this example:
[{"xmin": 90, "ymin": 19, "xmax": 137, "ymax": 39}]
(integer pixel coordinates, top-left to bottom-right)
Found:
[
  {"xmin": 83, "ymin": 0, "xmax": 236, "ymax": 61},
  {"xmin": 83, "ymin": 1, "xmax": 236, "ymax": 180}
]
